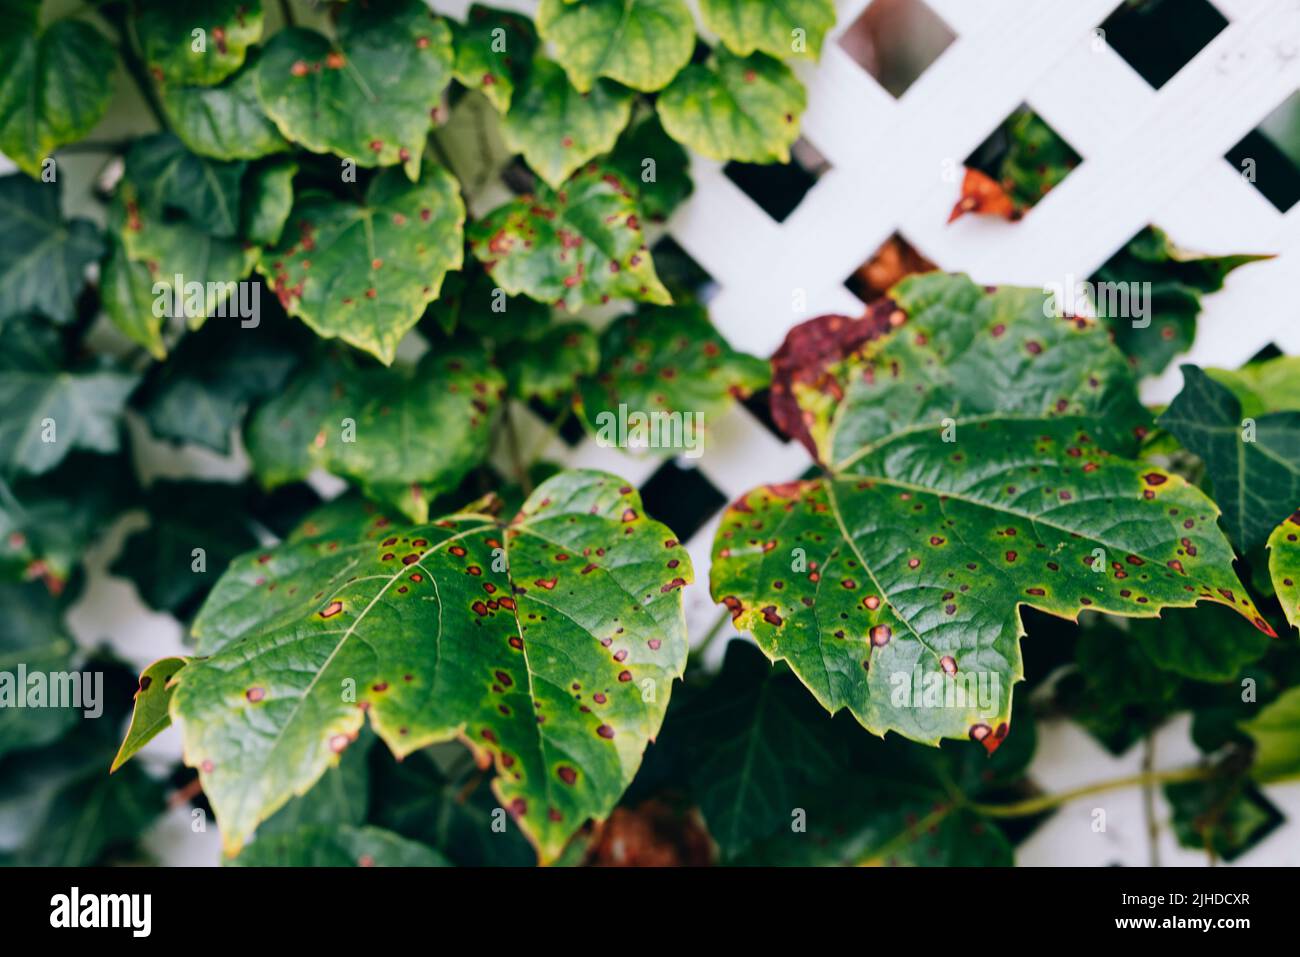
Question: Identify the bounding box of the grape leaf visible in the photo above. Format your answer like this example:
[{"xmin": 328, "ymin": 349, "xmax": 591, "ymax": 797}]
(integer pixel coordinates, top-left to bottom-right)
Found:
[
  {"xmin": 156, "ymin": 470, "xmax": 693, "ymax": 862},
  {"xmin": 1267, "ymin": 510, "xmax": 1300, "ymax": 633},
  {"xmin": 1206, "ymin": 355, "xmax": 1300, "ymax": 419},
  {"xmin": 537, "ymin": 0, "xmax": 695, "ymax": 93},
  {"xmin": 711, "ymin": 274, "xmax": 1272, "ymax": 750},
  {"xmin": 500, "ymin": 322, "xmax": 599, "ymax": 403},
  {"xmin": 162, "ymin": 54, "xmax": 290, "ymax": 161},
  {"xmin": 1130, "ymin": 603, "xmax": 1270, "ymax": 683},
  {"xmin": 1241, "ymin": 686, "xmax": 1300, "ymax": 783},
  {"xmin": 255, "ymin": 0, "xmax": 452, "ymax": 179},
  {"xmin": 258, "ymin": 165, "xmax": 464, "ymax": 364},
  {"xmin": 0, "ymin": 14, "xmax": 116, "ymax": 178},
  {"xmin": 470, "ymin": 164, "xmax": 669, "ymax": 309},
  {"xmin": 502, "ymin": 58, "xmax": 634, "ymax": 187},
  {"xmin": 110, "ymin": 480, "xmax": 261, "ymax": 616},
  {"xmin": 101, "ymin": 236, "xmax": 166, "ymax": 359},
  {"xmin": 243, "ymin": 349, "xmax": 341, "ymax": 489},
  {"xmin": 449, "ymin": 4, "xmax": 539, "ymax": 113},
  {"xmin": 0, "ymin": 580, "xmax": 79, "ymax": 760},
  {"xmin": 232, "ymin": 825, "xmax": 449, "ymax": 866},
  {"xmin": 1094, "ymin": 227, "xmax": 1271, "ymax": 377},
  {"xmin": 424, "ymin": 262, "xmax": 552, "ymax": 342},
  {"xmin": 1159, "ymin": 365, "xmax": 1300, "ymax": 552},
  {"xmin": 110, "ymin": 656, "xmax": 189, "ymax": 773},
  {"xmin": 657, "ymin": 48, "xmax": 805, "ymax": 163},
  {"xmin": 241, "ymin": 157, "xmax": 297, "ymax": 247},
  {"xmin": 608, "ymin": 112, "xmax": 694, "ymax": 222},
  {"xmin": 575, "ymin": 303, "xmax": 769, "ymax": 454},
  {"xmin": 137, "ymin": 0, "xmax": 263, "ymax": 86},
  {"xmin": 126, "ymin": 133, "xmax": 247, "ymax": 239},
  {"xmin": 699, "ymin": 0, "xmax": 837, "ymax": 61},
  {"xmin": 0, "ymin": 174, "xmax": 104, "ymax": 325}
]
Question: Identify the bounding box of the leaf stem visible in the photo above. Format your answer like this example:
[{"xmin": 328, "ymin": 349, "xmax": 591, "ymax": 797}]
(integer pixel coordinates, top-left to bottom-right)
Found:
[
  {"xmin": 278, "ymin": 0, "xmax": 295, "ymax": 27},
  {"xmin": 102, "ymin": 3, "xmax": 169, "ymax": 130},
  {"xmin": 1142, "ymin": 734, "xmax": 1160, "ymax": 867},
  {"xmin": 502, "ymin": 402, "xmax": 532, "ymax": 496},
  {"xmin": 965, "ymin": 764, "xmax": 1214, "ymax": 819}
]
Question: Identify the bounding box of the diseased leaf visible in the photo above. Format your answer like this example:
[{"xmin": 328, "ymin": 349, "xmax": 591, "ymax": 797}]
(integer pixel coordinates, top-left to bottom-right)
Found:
[
  {"xmin": 469, "ymin": 164, "xmax": 670, "ymax": 309},
  {"xmin": 171, "ymin": 470, "xmax": 692, "ymax": 861},
  {"xmin": 951, "ymin": 110, "xmax": 1079, "ymax": 222},
  {"xmin": 137, "ymin": 0, "xmax": 263, "ymax": 86},
  {"xmin": 424, "ymin": 262, "xmax": 551, "ymax": 342},
  {"xmin": 1241, "ymin": 686, "xmax": 1300, "ymax": 783},
  {"xmin": 259, "ymin": 729, "xmax": 371, "ymax": 835},
  {"xmin": 101, "ymin": 236, "xmax": 166, "ymax": 359},
  {"xmin": 712, "ymin": 274, "xmax": 1272, "ymax": 750},
  {"xmin": 162, "ymin": 54, "xmax": 290, "ymax": 161},
  {"xmin": 0, "ymin": 580, "xmax": 79, "ymax": 760},
  {"xmin": 450, "ymin": 4, "xmax": 538, "ymax": 113},
  {"xmin": 1094, "ymin": 227, "xmax": 1271, "ymax": 377},
  {"xmin": 258, "ymin": 165, "xmax": 465, "ymax": 364},
  {"xmin": 1267, "ymin": 510, "xmax": 1300, "ymax": 633},
  {"xmin": 1159, "ymin": 365, "xmax": 1300, "ymax": 552},
  {"xmin": 699, "ymin": 0, "xmax": 837, "ymax": 61},
  {"xmin": 110, "ymin": 657, "xmax": 189, "ymax": 773},
  {"xmin": 110, "ymin": 480, "xmax": 260, "ymax": 615},
  {"xmin": 126, "ymin": 133, "xmax": 247, "ymax": 239},
  {"xmin": 500, "ymin": 322, "xmax": 598, "ymax": 403},
  {"xmin": 232, "ymin": 825, "xmax": 449, "ymax": 866},
  {"xmin": 0, "ymin": 174, "xmax": 104, "ymax": 325},
  {"xmin": 255, "ymin": 0, "xmax": 452, "ymax": 179},
  {"xmin": 608, "ymin": 112, "xmax": 693, "ymax": 222},
  {"xmin": 502, "ymin": 58, "xmax": 633, "ymax": 188},
  {"xmin": 657, "ymin": 48, "xmax": 806, "ymax": 164},
  {"xmin": 575, "ymin": 303, "xmax": 769, "ymax": 454},
  {"xmin": 0, "ymin": 15, "xmax": 115, "ymax": 178},
  {"xmin": 537, "ymin": 0, "xmax": 695, "ymax": 93}
]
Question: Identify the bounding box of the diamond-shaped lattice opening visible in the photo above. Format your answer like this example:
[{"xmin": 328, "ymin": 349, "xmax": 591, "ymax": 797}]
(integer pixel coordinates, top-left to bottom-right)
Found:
[
  {"xmin": 843, "ymin": 231, "xmax": 938, "ymax": 305},
  {"xmin": 637, "ymin": 459, "xmax": 727, "ymax": 543},
  {"xmin": 651, "ymin": 234, "xmax": 720, "ymax": 303},
  {"xmin": 740, "ymin": 388, "xmax": 788, "ymax": 443},
  {"xmin": 837, "ymin": 0, "xmax": 956, "ymax": 98},
  {"xmin": 1099, "ymin": 0, "xmax": 1228, "ymax": 90},
  {"xmin": 723, "ymin": 138, "xmax": 831, "ymax": 223},
  {"xmin": 955, "ymin": 106, "xmax": 1081, "ymax": 221},
  {"xmin": 1226, "ymin": 89, "xmax": 1300, "ymax": 213}
]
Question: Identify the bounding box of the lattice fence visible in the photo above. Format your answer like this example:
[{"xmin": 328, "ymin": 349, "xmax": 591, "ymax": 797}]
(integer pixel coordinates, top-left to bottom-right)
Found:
[{"xmin": 40, "ymin": 0, "xmax": 1300, "ymax": 865}]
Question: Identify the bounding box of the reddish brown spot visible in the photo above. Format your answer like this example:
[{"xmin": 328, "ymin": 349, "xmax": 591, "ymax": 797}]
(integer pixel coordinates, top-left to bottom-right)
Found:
[
  {"xmin": 940, "ymin": 655, "xmax": 957, "ymax": 676},
  {"xmin": 558, "ymin": 766, "xmax": 577, "ymax": 785},
  {"xmin": 246, "ymin": 687, "xmax": 265, "ymax": 702},
  {"xmin": 329, "ymin": 734, "xmax": 350, "ymax": 753},
  {"xmin": 597, "ymin": 724, "xmax": 615, "ymax": 739},
  {"xmin": 320, "ymin": 600, "xmax": 343, "ymax": 618},
  {"xmin": 535, "ymin": 577, "xmax": 557, "ymax": 590},
  {"xmin": 870, "ymin": 624, "xmax": 892, "ymax": 646}
]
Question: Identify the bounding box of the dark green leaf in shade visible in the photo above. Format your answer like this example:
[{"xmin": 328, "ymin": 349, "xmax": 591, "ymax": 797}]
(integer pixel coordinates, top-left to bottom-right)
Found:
[
  {"xmin": 502, "ymin": 58, "xmax": 634, "ymax": 188},
  {"xmin": 255, "ymin": 0, "xmax": 452, "ymax": 179},
  {"xmin": 449, "ymin": 4, "xmax": 539, "ymax": 113},
  {"xmin": 1164, "ymin": 776, "xmax": 1281, "ymax": 861},
  {"xmin": 1130, "ymin": 603, "xmax": 1271, "ymax": 683},
  {"xmin": 608, "ymin": 112, "xmax": 694, "ymax": 222},
  {"xmin": 500, "ymin": 322, "xmax": 598, "ymax": 404},
  {"xmin": 657, "ymin": 48, "xmax": 806, "ymax": 164},
  {"xmin": 0, "ymin": 580, "xmax": 79, "ymax": 760},
  {"xmin": 126, "ymin": 133, "xmax": 247, "ymax": 239},
  {"xmin": 469, "ymin": 164, "xmax": 670, "ymax": 309},
  {"xmin": 240, "ymin": 158, "xmax": 297, "ymax": 247},
  {"xmin": 1159, "ymin": 365, "xmax": 1300, "ymax": 552},
  {"xmin": 161, "ymin": 54, "xmax": 290, "ymax": 162},
  {"xmin": 537, "ymin": 0, "xmax": 695, "ymax": 93},
  {"xmin": 231, "ymin": 825, "xmax": 449, "ymax": 866},
  {"xmin": 170, "ymin": 470, "xmax": 692, "ymax": 862}
]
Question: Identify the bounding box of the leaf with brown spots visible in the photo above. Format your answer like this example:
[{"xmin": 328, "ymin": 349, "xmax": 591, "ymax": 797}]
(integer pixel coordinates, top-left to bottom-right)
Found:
[
  {"xmin": 700, "ymin": 0, "xmax": 837, "ymax": 61},
  {"xmin": 231, "ymin": 824, "xmax": 449, "ymax": 866},
  {"xmin": 468, "ymin": 163, "xmax": 670, "ymax": 309},
  {"xmin": 254, "ymin": 0, "xmax": 453, "ymax": 179},
  {"xmin": 256, "ymin": 164, "xmax": 464, "ymax": 364},
  {"xmin": 574, "ymin": 302, "xmax": 769, "ymax": 455},
  {"xmin": 110, "ymin": 657, "xmax": 190, "ymax": 773},
  {"xmin": 538, "ymin": 0, "xmax": 695, "ymax": 93},
  {"xmin": 450, "ymin": 4, "xmax": 538, "ymax": 113},
  {"xmin": 1267, "ymin": 510, "xmax": 1300, "ymax": 634},
  {"xmin": 137, "ymin": 0, "xmax": 264, "ymax": 87},
  {"xmin": 161, "ymin": 470, "xmax": 692, "ymax": 862},
  {"xmin": 711, "ymin": 275, "xmax": 1270, "ymax": 750},
  {"xmin": 949, "ymin": 109, "xmax": 1079, "ymax": 222}
]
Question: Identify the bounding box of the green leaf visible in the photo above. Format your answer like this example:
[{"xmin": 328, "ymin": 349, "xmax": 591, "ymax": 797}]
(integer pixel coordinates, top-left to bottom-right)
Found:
[
  {"xmin": 161, "ymin": 54, "xmax": 290, "ymax": 161},
  {"xmin": 449, "ymin": 4, "xmax": 538, "ymax": 113},
  {"xmin": 258, "ymin": 165, "xmax": 465, "ymax": 364},
  {"xmin": 424, "ymin": 262, "xmax": 552, "ymax": 342},
  {"xmin": 101, "ymin": 236, "xmax": 166, "ymax": 359},
  {"xmin": 0, "ymin": 580, "xmax": 80, "ymax": 760},
  {"xmin": 110, "ymin": 480, "xmax": 260, "ymax": 615},
  {"xmin": 1267, "ymin": 510, "xmax": 1300, "ymax": 633},
  {"xmin": 699, "ymin": 0, "xmax": 837, "ymax": 61},
  {"xmin": 259, "ymin": 729, "xmax": 371, "ymax": 834},
  {"xmin": 110, "ymin": 657, "xmax": 189, "ymax": 773},
  {"xmin": 171, "ymin": 470, "xmax": 692, "ymax": 861},
  {"xmin": 501, "ymin": 322, "xmax": 599, "ymax": 403},
  {"xmin": 1159, "ymin": 365, "xmax": 1300, "ymax": 552},
  {"xmin": 469, "ymin": 164, "xmax": 670, "ymax": 309},
  {"xmin": 0, "ymin": 174, "xmax": 104, "ymax": 325},
  {"xmin": 241, "ymin": 157, "xmax": 297, "ymax": 247},
  {"xmin": 502, "ymin": 58, "xmax": 633, "ymax": 187},
  {"xmin": 1165, "ymin": 777, "xmax": 1281, "ymax": 861},
  {"xmin": 0, "ymin": 324, "xmax": 138, "ymax": 477},
  {"xmin": 537, "ymin": 0, "xmax": 695, "ymax": 93},
  {"xmin": 575, "ymin": 303, "xmax": 769, "ymax": 454},
  {"xmin": 0, "ymin": 16, "xmax": 115, "ymax": 178},
  {"xmin": 232, "ymin": 825, "xmax": 449, "ymax": 866},
  {"xmin": 244, "ymin": 349, "xmax": 339, "ymax": 489},
  {"xmin": 657, "ymin": 48, "xmax": 806, "ymax": 164},
  {"xmin": 1130, "ymin": 603, "xmax": 1270, "ymax": 683},
  {"xmin": 255, "ymin": 0, "xmax": 452, "ymax": 179},
  {"xmin": 1241, "ymin": 686, "xmax": 1300, "ymax": 783},
  {"xmin": 608, "ymin": 112, "xmax": 694, "ymax": 222},
  {"xmin": 134, "ymin": 311, "xmax": 302, "ymax": 454},
  {"xmin": 711, "ymin": 274, "xmax": 1271, "ymax": 749},
  {"xmin": 1207, "ymin": 355, "xmax": 1300, "ymax": 419},
  {"xmin": 1095, "ymin": 226, "xmax": 1271, "ymax": 377},
  {"xmin": 137, "ymin": 0, "xmax": 264, "ymax": 87},
  {"xmin": 126, "ymin": 133, "xmax": 247, "ymax": 239}
]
